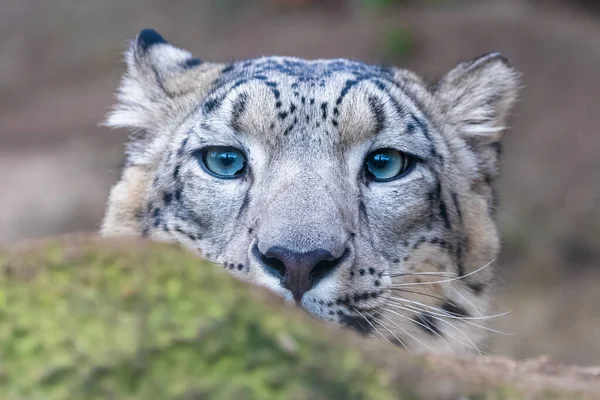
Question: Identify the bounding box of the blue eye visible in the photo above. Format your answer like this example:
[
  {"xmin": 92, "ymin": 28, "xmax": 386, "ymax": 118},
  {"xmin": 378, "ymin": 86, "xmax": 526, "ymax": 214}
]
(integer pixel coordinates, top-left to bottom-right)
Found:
[
  {"xmin": 365, "ymin": 149, "xmax": 413, "ymax": 182},
  {"xmin": 198, "ymin": 146, "xmax": 246, "ymax": 179}
]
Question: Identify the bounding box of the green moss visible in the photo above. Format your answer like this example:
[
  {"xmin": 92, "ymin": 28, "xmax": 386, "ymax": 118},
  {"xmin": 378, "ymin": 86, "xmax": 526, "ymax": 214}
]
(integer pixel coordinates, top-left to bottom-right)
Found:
[
  {"xmin": 0, "ymin": 238, "xmax": 398, "ymax": 400},
  {"xmin": 0, "ymin": 236, "xmax": 592, "ymax": 399}
]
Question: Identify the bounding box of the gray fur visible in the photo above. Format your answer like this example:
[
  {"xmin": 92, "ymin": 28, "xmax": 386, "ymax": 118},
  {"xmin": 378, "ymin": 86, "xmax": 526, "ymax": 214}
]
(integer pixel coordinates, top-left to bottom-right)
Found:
[{"xmin": 102, "ymin": 30, "xmax": 520, "ymax": 354}]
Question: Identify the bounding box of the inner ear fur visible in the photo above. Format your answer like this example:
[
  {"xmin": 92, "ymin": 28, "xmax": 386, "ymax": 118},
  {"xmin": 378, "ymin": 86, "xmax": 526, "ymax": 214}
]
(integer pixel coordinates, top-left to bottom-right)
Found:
[{"xmin": 434, "ymin": 52, "xmax": 520, "ymax": 142}]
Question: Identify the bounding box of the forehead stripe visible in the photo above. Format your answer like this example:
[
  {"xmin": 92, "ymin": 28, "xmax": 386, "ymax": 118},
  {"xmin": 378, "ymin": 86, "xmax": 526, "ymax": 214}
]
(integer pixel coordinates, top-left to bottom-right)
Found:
[
  {"xmin": 368, "ymin": 95, "xmax": 386, "ymax": 133},
  {"xmin": 230, "ymin": 92, "xmax": 248, "ymax": 133}
]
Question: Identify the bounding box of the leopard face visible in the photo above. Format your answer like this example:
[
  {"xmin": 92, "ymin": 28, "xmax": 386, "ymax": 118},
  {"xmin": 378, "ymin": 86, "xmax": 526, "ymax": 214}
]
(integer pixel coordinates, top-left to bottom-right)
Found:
[{"xmin": 103, "ymin": 29, "xmax": 519, "ymax": 353}]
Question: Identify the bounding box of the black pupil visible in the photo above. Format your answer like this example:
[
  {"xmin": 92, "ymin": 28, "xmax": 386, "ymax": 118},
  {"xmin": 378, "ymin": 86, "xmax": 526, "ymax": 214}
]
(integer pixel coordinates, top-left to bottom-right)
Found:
[{"xmin": 217, "ymin": 152, "xmax": 236, "ymax": 166}]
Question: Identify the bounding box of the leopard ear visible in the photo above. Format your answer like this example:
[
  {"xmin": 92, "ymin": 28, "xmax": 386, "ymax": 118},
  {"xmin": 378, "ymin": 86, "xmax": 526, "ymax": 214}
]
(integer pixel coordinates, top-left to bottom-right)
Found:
[
  {"xmin": 105, "ymin": 29, "xmax": 224, "ymax": 162},
  {"xmin": 434, "ymin": 53, "xmax": 520, "ymax": 142}
]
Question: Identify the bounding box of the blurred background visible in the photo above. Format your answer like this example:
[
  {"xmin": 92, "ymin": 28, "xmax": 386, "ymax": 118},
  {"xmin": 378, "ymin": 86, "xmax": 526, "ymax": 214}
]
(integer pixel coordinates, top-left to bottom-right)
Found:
[{"xmin": 1, "ymin": 0, "xmax": 598, "ymax": 365}]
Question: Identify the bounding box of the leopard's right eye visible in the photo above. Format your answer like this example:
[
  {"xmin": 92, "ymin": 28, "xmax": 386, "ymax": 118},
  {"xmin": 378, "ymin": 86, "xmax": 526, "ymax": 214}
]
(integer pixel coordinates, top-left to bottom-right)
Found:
[{"xmin": 195, "ymin": 146, "xmax": 246, "ymax": 179}]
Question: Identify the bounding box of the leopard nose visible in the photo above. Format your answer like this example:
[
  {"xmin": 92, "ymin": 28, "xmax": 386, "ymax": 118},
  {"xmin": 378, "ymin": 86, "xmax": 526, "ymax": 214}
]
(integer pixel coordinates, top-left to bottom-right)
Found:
[{"xmin": 253, "ymin": 245, "xmax": 347, "ymax": 303}]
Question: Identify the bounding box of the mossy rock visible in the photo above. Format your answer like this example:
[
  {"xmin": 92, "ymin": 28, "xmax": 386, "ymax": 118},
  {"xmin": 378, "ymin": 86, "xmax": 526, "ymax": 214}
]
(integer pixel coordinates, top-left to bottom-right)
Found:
[{"xmin": 0, "ymin": 235, "xmax": 596, "ymax": 399}]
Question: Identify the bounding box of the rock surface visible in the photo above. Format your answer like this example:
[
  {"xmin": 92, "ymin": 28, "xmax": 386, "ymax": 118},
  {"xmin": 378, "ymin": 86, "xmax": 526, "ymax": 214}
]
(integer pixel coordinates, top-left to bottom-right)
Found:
[{"xmin": 1, "ymin": 234, "xmax": 599, "ymax": 399}]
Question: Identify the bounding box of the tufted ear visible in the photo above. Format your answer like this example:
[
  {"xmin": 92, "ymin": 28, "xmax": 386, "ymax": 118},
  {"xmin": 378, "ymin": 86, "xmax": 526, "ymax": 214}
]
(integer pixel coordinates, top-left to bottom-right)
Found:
[
  {"xmin": 434, "ymin": 53, "xmax": 520, "ymax": 142},
  {"xmin": 105, "ymin": 29, "xmax": 224, "ymax": 163}
]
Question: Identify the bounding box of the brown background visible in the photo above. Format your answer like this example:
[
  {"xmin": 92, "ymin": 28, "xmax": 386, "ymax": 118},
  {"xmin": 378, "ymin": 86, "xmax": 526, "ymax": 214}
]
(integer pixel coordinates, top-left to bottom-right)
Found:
[{"xmin": 1, "ymin": 0, "xmax": 598, "ymax": 365}]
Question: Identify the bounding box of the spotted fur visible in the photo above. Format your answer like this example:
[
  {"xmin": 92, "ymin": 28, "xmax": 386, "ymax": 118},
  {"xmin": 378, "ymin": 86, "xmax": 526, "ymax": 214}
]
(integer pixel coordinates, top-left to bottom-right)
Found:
[{"xmin": 102, "ymin": 29, "xmax": 520, "ymax": 354}]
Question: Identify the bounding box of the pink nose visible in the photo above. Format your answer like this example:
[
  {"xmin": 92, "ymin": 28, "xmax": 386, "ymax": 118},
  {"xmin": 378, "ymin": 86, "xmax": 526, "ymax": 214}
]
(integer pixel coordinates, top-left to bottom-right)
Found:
[{"xmin": 254, "ymin": 245, "xmax": 346, "ymax": 302}]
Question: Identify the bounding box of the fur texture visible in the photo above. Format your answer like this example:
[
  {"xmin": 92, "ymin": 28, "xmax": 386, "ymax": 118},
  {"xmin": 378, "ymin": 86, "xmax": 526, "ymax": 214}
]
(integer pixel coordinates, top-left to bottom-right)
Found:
[{"xmin": 102, "ymin": 29, "xmax": 520, "ymax": 354}]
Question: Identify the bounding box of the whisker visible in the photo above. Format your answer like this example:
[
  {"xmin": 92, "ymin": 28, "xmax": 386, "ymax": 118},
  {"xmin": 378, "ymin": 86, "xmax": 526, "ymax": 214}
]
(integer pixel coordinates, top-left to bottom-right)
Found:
[
  {"xmin": 385, "ymin": 298, "xmax": 513, "ymax": 336},
  {"xmin": 379, "ymin": 307, "xmax": 454, "ymax": 353},
  {"xmin": 390, "ymin": 257, "xmax": 497, "ymax": 287},
  {"xmin": 363, "ymin": 311, "xmax": 413, "ymax": 353},
  {"xmin": 385, "ymin": 296, "xmax": 511, "ymax": 321},
  {"xmin": 383, "ymin": 302, "xmax": 482, "ymax": 353},
  {"xmin": 451, "ymin": 287, "xmax": 483, "ymax": 317},
  {"xmin": 376, "ymin": 313, "xmax": 433, "ymax": 352},
  {"xmin": 353, "ymin": 307, "xmax": 403, "ymax": 350},
  {"xmin": 383, "ymin": 271, "xmax": 456, "ymax": 279},
  {"xmin": 388, "ymin": 288, "xmax": 448, "ymax": 303}
]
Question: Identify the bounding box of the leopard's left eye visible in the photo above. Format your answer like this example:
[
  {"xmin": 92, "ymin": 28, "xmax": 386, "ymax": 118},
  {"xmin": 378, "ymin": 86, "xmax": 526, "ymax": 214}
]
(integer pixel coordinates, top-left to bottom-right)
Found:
[
  {"xmin": 364, "ymin": 149, "xmax": 414, "ymax": 182},
  {"xmin": 196, "ymin": 146, "xmax": 246, "ymax": 179}
]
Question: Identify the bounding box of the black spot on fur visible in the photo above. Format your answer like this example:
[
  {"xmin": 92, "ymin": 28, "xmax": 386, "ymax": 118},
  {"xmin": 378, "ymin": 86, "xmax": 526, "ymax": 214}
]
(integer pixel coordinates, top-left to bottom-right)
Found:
[
  {"xmin": 278, "ymin": 111, "xmax": 289, "ymax": 120},
  {"xmin": 182, "ymin": 58, "xmax": 202, "ymax": 69},
  {"xmin": 289, "ymin": 104, "xmax": 297, "ymax": 114},
  {"xmin": 413, "ymin": 236, "xmax": 426, "ymax": 250},
  {"xmin": 410, "ymin": 114, "xmax": 439, "ymax": 159},
  {"xmin": 340, "ymin": 314, "xmax": 372, "ymax": 334},
  {"xmin": 359, "ymin": 269, "xmax": 365, "ymax": 276},
  {"xmin": 283, "ymin": 121, "xmax": 296, "ymax": 136},
  {"xmin": 203, "ymin": 97, "xmax": 223, "ymax": 115},
  {"xmin": 163, "ymin": 192, "xmax": 173, "ymax": 205},
  {"xmin": 415, "ymin": 313, "xmax": 442, "ymax": 336},
  {"xmin": 490, "ymin": 141, "xmax": 502, "ymax": 157},
  {"xmin": 137, "ymin": 29, "xmax": 167, "ymax": 53},
  {"xmin": 177, "ymin": 137, "xmax": 189, "ymax": 156},
  {"xmin": 451, "ymin": 192, "xmax": 463, "ymax": 223},
  {"xmin": 174, "ymin": 187, "xmax": 182, "ymax": 201},
  {"xmin": 442, "ymin": 301, "xmax": 469, "ymax": 317},
  {"xmin": 173, "ymin": 164, "xmax": 181, "ymax": 179},
  {"xmin": 221, "ymin": 65, "xmax": 234, "ymax": 74},
  {"xmin": 368, "ymin": 267, "xmax": 375, "ymax": 275},
  {"xmin": 467, "ymin": 281, "xmax": 485, "ymax": 295},
  {"xmin": 237, "ymin": 264, "xmax": 244, "ymax": 271},
  {"xmin": 235, "ymin": 191, "xmax": 251, "ymax": 220},
  {"xmin": 337, "ymin": 79, "xmax": 359, "ymax": 105},
  {"xmin": 320, "ymin": 102, "xmax": 328, "ymax": 120},
  {"xmin": 439, "ymin": 199, "xmax": 452, "ymax": 230}
]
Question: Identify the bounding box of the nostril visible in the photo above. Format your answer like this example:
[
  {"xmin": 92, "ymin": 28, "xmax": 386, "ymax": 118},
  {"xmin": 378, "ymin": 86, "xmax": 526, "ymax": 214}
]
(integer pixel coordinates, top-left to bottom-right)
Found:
[
  {"xmin": 309, "ymin": 248, "xmax": 349, "ymax": 287},
  {"xmin": 261, "ymin": 254, "xmax": 287, "ymax": 280},
  {"xmin": 252, "ymin": 244, "xmax": 287, "ymax": 280}
]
